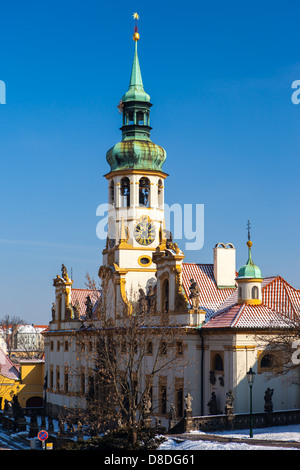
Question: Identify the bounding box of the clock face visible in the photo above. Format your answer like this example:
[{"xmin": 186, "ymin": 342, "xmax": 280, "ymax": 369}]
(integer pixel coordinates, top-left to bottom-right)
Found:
[{"xmin": 134, "ymin": 218, "xmax": 156, "ymax": 246}]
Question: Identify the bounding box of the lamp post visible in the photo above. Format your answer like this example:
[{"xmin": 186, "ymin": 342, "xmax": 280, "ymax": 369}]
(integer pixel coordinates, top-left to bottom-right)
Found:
[{"xmin": 246, "ymin": 367, "xmax": 256, "ymax": 438}]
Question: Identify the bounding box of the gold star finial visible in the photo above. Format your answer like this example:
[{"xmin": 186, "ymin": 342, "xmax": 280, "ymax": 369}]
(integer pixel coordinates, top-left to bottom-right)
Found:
[{"xmin": 132, "ymin": 12, "xmax": 140, "ymax": 41}]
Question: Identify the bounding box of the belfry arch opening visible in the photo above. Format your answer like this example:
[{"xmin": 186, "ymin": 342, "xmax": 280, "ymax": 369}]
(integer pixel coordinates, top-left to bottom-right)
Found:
[
  {"xmin": 120, "ymin": 177, "xmax": 130, "ymax": 207},
  {"xmin": 158, "ymin": 179, "xmax": 163, "ymax": 208},
  {"xmin": 139, "ymin": 177, "xmax": 150, "ymax": 207},
  {"xmin": 109, "ymin": 180, "xmax": 115, "ymax": 206}
]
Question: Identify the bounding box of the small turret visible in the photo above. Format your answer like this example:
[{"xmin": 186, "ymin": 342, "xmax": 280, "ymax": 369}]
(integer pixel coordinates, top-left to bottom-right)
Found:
[{"xmin": 236, "ymin": 222, "xmax": 263, "ymax": 305}]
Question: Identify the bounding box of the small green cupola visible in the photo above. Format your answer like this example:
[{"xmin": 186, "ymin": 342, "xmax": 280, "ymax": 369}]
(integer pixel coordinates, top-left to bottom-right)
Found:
[
  {"xmin": 106, "ymin": 19, "xmax": 166, "ymax": 173},
  {"xmin": 236, "ymin": 223, "xmax": 263, "ymax": 305},
  {"xmin": 237, "ymin": 240, "xmax": 262, "ymax": 280}
]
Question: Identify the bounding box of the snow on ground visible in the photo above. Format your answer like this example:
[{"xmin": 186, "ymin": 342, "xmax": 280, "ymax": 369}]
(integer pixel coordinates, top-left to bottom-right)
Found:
[
  {"xmin": 160, "ymin": 438, "xmax": 285, "ymax": 450},
  {"xmin": 159, "ymin": 424, "xmax": 300, "ymax": 450},
  {"xmin": 206, "ymin": 424, "xmax": 300, "ymax": 442}
]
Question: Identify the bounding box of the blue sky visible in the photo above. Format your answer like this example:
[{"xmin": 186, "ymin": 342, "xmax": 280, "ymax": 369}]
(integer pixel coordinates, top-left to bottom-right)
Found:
[{"xmin": 0, "ymin": 0, "xmax": 299, "ymax": 324}]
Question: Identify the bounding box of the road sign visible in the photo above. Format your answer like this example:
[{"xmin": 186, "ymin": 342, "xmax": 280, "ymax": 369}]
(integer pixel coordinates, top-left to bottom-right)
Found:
[{"xmin": 38, "ymin": 430, "xmax": 48, "ymax": 442}]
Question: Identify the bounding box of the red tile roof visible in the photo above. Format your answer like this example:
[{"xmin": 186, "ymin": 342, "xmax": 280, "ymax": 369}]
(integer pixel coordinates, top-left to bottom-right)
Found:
[
  {"xmin": 0, "ymin": 348, "xmax": 20, "ymax": 380},
  {"xmin": 263, "ymin": 276, "xmax": 300, "ymax": 319},
  {"xmin": 182, "ymin": 263, "xmax": 300, "ymax": 329},
  {"xmin": 202, "ymin": 303, "xmax": 292, "ymax": 329},
  {"xmin": 182, "ymin": 263, "xmax": 235, "ymax": 316},
  {"xmin": 71, "ymin": 288, "xmax": 101, "ymax": 319}
]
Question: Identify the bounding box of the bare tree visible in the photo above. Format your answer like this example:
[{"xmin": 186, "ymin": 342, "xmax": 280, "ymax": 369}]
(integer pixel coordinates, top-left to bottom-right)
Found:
[
  {"xmin": 0, "ymin": 315, "xmax": 26, "ymax": 358},
  {"xmin": 67, "ymin": 275, "xmax": 189, "ymax": 445},
  {"xmin": 255, "ymin": 313, "xmax": 300, "ymax": 383}
]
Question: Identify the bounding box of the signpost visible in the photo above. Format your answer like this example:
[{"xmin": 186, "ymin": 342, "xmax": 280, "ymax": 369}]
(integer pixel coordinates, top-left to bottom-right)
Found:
[{"xmin": 38, "ymin": 430, "xmax": 49, "ymax": 450}]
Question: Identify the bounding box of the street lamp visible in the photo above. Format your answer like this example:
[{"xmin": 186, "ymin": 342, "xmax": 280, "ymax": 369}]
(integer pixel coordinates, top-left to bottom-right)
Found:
[{"xmin": 246, "ymin": 367, "xmax": 256, "ymax": 438}]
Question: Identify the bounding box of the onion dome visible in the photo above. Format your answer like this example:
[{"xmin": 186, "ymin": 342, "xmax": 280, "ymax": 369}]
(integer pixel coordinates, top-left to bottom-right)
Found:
[
  {"xmin": 237, "ymin": 240, "xmax": 262, "ymax": 279},
  {"xmin": 106, "ymin": 17, "xmax": 166, "ymax": 173}
]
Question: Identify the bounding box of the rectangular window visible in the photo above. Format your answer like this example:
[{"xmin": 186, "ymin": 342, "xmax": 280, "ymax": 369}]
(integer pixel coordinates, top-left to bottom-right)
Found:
[
  {"xmin": 159, "ymin": 377, "xmax": 167, "ymax": 415},
  {"xmin": 175, "ymin": 378, "xmax": 184, "ymax": 418},
  {"xmin": 56, "ymin": 368, "xmax": 60, "ymax": 391},
  {"xmin": 64, "ymin": 369, "xmax": 69, "ymax": 393},
  {"xmin": 160, "ymin": 342, "xmax": 167, "ymax": 356},
  {"xmin": 81, "ymin": 369, "xmax": 85, "ymax": 395},
  {"xmin": 176, "ymin": 341, "xmax": 183, "ymax": 356},
  {"xmin": 146, "ymin": 341, "xmax": 153, "ymax": 355}
]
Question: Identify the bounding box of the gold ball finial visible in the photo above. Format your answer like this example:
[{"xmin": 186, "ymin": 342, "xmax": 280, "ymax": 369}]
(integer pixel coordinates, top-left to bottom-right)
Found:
[
  {"xmin": 133, "ymin": 12, "xmax": 140, "ymax": 41},
  {"xmin": 247, "ymin": 240, "xmax": 253, "ymax": 248}
]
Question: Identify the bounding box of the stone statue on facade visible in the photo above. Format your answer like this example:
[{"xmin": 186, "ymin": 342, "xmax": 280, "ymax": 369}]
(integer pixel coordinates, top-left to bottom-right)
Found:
[
  {"xmin": 264, "ymin": 388, "xmax": 274, "ymax": 413},
  {"xmin": 225, "ymin": 390, "xmax": 234, "ymax": 415},
  {"xmin": 61, "ymin": 264, "xmax": 68, "ymax": 281},
  {"xmin": 51, "ymin": 302, "xmax": 55, "ymax": 321},
  {"xmin": 184, "ymin": 393, "xmax": 193, "ymax": 412},
  {"xmin": 138, "ymin": 288, "xmax": 148, "ymax": 314},
  {"xmin": 207, "ymin": 392, "xmax": 218, "ymax": 415},
  {"xmin": 146, "ymin": 283, "xmax": 157, "ymax": 312},
  {"xmin": 209, "ymin": 370, "xmax": 216, "ymax": 385},
  {"xmin": 168, "ymin": 403, "xmax": 177, "ymax": 432},
  {"xmin": 72, "ymin": 300, "xmax": 81, "ymax": 320},
  {"xmin": 85, "ymin": 295, "xmax": 93, "ymax": 319},
  {"xmin": 189, "ymin": 279, "xmax": 200, "ymax": 309}
]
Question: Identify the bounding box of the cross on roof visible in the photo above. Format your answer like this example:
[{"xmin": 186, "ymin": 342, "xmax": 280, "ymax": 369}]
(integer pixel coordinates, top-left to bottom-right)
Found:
[{"xmin": 247, "ymin": 220, "xmax": 251, "ymax": 241}]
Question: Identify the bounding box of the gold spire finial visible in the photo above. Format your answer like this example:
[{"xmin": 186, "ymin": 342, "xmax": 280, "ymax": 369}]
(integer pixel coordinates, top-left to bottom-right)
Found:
[{"xmin": 133, "ymin": 12, "xmax": 140, "ymax": 41}]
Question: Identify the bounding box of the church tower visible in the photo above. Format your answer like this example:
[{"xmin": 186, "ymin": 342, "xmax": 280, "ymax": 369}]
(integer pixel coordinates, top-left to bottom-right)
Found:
[{"xmin": 102, "ymin": 16, "xmax": 168, "ymax": 296}]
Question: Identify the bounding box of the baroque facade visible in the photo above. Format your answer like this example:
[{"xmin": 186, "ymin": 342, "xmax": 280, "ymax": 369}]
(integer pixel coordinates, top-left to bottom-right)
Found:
[{"xmin": 44, "ymin": 24, "xmax": 300, "ymax": 423}]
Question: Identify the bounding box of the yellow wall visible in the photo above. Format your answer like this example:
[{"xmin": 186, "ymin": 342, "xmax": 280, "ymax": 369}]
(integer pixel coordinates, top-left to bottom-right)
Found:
[
  {"xmin": 0, "ymin": 375, "xmax": 20, "ymax": 410},
  {"xmin": 0, "ymin": 362, "xmax": 44, "ymax": 410},
  {"xmin": 18, "ymin": 362, "xmax": 44, "ymax": 408}
]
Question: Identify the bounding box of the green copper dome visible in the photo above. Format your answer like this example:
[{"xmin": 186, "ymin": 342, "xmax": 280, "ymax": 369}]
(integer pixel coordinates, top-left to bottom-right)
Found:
[
  {"xmin": 237, "ymin": 241, "xmax": 262, "ymax": 279},
  {"xmin": 106, "ymin": 30, "xmax": 166, "ymax": 173},
  {"xmin": 106, "ymin": 140, "xmax": 166, "ymax": 172}
]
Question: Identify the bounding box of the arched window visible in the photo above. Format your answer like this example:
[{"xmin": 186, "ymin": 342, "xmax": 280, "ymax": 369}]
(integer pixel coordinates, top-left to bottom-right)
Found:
[
  {"xmin": 260, "ymin": 354, "xmax": 273, "ymax": 369},
  {"xmin": 158, "ymin": 179, "xmax": 163, "ymax": 208},
  {"xmin": 139, "ymin": 177, "xmax": 150, "ymax": 207},
  {"xmin": 120, "ymin": 177, "xmax": 130, "ymax": 207},
  {"xmin": 213, "ymin": 353, "xmax": 223, "ymax": 371},
  {"xmin": 252, "ymin": 286, "xmax": 259, "ymax": 299},
  {"xmin": 109, "ymin": 180, "xmax": 115, "ymax": 206},
  {"xmin": 162, "ymin": 279, "xmax": 169, "ymax": 313}
]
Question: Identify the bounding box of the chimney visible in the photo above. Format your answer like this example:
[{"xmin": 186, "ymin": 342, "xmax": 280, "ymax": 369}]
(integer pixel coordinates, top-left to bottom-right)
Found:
[{"xmin": 213, "ymin": 243, "xmax": 236, "ymax": 288}]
